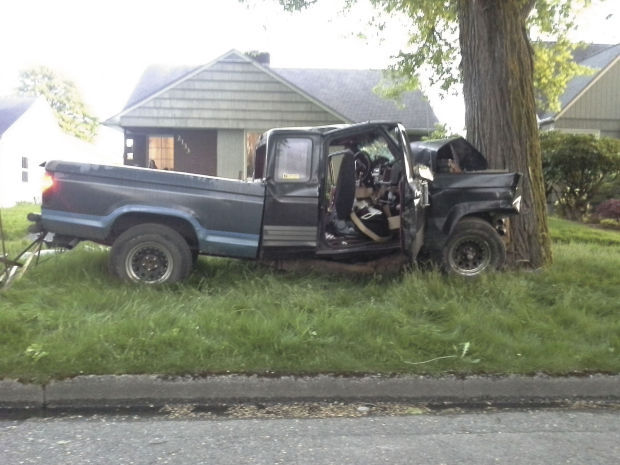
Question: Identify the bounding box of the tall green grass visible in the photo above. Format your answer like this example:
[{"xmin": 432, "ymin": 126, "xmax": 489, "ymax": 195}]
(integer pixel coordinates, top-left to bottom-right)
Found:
[
  {"xmin": 0, "ymin": 203, "xmax": 34, "ymax": 253},
  {"xmin": 1, "ymin": 205, "xmax": 618, "ymax": 382}
]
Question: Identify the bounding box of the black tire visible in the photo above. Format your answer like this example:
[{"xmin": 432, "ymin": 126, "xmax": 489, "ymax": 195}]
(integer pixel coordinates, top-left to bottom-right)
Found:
[
  {"xmin": 440, "ymin": 218, "xmax": 506, "ymax": 276},
  {"xmin": 109, "ymin": 223, "xmax": 193, "ymax": 284}
]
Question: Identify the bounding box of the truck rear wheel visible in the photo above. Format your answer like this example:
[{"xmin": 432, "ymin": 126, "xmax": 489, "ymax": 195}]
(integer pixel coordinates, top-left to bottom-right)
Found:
[
  {"xmin": 109, "ymin": 223, "xmax": 193, "ymax": 284},
  {"xmin": 441, "ymin": 218, "xmax": 506, "ymax": 276}
]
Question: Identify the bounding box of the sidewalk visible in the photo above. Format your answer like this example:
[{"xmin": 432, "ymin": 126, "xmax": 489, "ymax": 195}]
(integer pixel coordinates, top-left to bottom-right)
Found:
[{"xmin": 2, "ymin": 373, "xmax": 619, "ymax": 409}]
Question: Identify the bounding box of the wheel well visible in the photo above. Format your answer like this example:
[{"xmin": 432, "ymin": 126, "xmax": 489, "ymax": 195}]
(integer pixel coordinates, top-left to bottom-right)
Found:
[
  {"xmin": 108, "ymin": 214, "xmax": 198, "ymax": 250},
  {"xmin": 461, "ymin": 213, "xmax": 493, "ymax": 224},
  {"xmin": 454, "ymin": 213, "xmax": 508, "ymax": 237}
]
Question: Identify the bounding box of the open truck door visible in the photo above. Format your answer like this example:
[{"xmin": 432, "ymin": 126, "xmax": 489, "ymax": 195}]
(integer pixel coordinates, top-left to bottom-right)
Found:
[{"xmin": 397, "ymin": 125, "xmax": 431, "ymax": 259}]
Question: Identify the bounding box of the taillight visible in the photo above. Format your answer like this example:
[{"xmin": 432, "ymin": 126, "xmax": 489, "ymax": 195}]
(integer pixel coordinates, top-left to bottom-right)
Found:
[{"xmin": 42, "ymin": 174, "xmax": 54, "ymax": 192}]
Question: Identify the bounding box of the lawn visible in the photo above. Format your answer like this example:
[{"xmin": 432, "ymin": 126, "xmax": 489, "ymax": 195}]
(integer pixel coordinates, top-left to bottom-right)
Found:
[{"xmin": 1, "ymin": 204, "xmax": 619, "ymax": 383}]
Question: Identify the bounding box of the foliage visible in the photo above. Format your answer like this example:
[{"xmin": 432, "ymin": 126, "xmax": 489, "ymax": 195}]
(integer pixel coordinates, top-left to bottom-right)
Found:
[
  {"xmin": 421, "ymin": 122, "xmax": 461, "ymax": 141},
  {"xmin": 245, "ymin": 50, "xmax": 271, "ymax": 63},
  {"xmin": 373, "ymin": 71, "xmax": 421, "ymax": 106},
  {"xmin": 17, "ymin": 66, "xmax": 98, "ymax": 142},
  {"xmin": 596, "ymin": 199, "xmax": 620, "ymax": 220},
  {"xmin": 343, "ymin": 0, "xmax": 592, "ymax": 113},
  {"xmin": 366, "ymin": 1, "xmax": 461, "ymax": 93},
  {"xmin": 600, "ymin": 218, "xmax": 620, "ymax": 230},
  {"xmin": 591, "ymin": 177, "xmax": 620, "ymax": 206},
  {"xmin": 533, "ymin": 39, "xmax": 594, "ymax": 113},
  {"xmin": 540, "ymin": 131, "xmax": 620, "ymax": 220}
]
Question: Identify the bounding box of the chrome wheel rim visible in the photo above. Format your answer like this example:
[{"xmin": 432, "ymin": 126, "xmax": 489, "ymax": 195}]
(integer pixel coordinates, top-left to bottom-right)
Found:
[
  {"xmin": 125, "ymin": 242, "xmax": 173, "ymax": 284},
  {"xmin": 448, "ymin": 236, "xmax": 491, "ymax": 276}
]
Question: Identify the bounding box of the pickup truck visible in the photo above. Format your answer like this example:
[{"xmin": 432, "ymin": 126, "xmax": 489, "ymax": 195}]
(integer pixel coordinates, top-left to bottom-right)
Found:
[{"xmin": 28, "ymin": 122, "xmax": 521, "ymax": 284}]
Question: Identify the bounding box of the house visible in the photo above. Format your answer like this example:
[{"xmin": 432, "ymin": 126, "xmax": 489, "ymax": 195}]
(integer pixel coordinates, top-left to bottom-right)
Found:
[
  {"xmin": 0, "ymin": 97, "xmax": 118, "ymax": 207},
  {"xmin": 0, "ymin": 97, "xmax": 62, "ymax": 207},
  {"xmin": 105, "ymin": 49, "xmax": 438, "ymax": 179},
  {"xmin": 539, "ymin": 43, "xmax": 620, "ymax": 138}
]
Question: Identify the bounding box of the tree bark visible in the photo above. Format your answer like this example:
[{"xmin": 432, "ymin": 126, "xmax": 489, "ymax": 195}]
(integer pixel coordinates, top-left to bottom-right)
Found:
[{"xmin": 458, "ymin": 0, "xmax": 552, "ymax": 268}]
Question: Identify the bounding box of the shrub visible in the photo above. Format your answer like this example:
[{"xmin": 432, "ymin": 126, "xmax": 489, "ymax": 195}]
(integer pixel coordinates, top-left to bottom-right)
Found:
[
  {"xmin": 421, "ymin": 123, "xmax": 462, "ymax": 141},
  {"xmin": 596, "ymin": 199, "xmax": 620, "ymax": 221},
  {"xmin": 540, "ymin": 132, "xmax": 620, "ymax": 220},
  {"xmin": 599, "ymin": 219, "xmax": 620, "ymax": 230},
  {"xmin": 591, "ymin": 176, "xmax": 620, "ymax": 206}
]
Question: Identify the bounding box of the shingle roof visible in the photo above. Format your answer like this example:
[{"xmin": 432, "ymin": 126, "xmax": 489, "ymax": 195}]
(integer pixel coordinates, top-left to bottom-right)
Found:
[
  {"xmin": 540, "ymin": 43, "xmax": 620, "ymax": 121},
  {"xmin": 0, "ymin": 97, "xmax": 37, "ymax": 136},
  {"xmin": 272, "ymin": 68, "xmax": 437, "ymax": 129},
  {"xmin": 114, "ymin": 53, "xmax": 438, "ymax": 130},
  {"xmin": 123, "ymin": 64, "xmax": 201, "ymax": 111},
  {"xmin": 571, "ymin": 43, "xmax": 615, "ymax": 63}
]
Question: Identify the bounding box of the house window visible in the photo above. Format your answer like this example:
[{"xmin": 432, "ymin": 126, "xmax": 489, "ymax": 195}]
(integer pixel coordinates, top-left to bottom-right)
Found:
[
  {"xmin": 148, "ymin": 136, "xmax": 174, "ymax": 170},
  {"xmin": 274, "ymin": 138, "xmax": 312, "ymax": 182},
  {"xmin": 125, "ymin": 138, "xmax": 134, "ymax": 162},
  {"xmin": 21, "ymin": 157, "xmax": 29, "ymax": 183}
]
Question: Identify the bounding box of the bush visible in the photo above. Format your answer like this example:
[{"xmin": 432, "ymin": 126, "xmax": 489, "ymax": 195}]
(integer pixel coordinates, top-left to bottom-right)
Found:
[
  {"xmin": 540, "ymin": 132, "xmax": 620, "ymax": 221},
  {"xmin": 596, "ymin": 199, "xmax": 620, "ymax": 221},
  {"xmin": 591, "ymin": 177, "xmax": 620, "ymax": 206},
  {"xmin": 600, "ymin": 219, "xmax": 620, "ymax": 230}
]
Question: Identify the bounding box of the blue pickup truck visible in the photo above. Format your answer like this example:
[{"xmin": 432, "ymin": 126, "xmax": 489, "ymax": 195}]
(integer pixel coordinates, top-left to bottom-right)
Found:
[{"xmin": 28, "ymin": 122, "xmax": 521, "ymax": 283}]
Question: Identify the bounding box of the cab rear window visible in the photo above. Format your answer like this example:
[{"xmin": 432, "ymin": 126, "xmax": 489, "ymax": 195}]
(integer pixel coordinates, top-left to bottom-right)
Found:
[{"xmin": 274, "ymin": 138, "xmax": 312, "ymax": 182}]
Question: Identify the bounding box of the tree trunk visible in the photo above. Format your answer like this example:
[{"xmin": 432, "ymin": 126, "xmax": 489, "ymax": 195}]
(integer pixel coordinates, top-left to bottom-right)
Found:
[{"xmin": 458, "ymin": 0, "xmax": 552, "ymax": 268}]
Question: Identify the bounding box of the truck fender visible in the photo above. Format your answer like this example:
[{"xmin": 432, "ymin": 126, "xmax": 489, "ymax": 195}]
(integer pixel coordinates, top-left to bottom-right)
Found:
[
  {"xmin": 106, "ymin": 205, "xmax": 201, "ymax": 247},
  {"xmin": 441, "ymin": 201, "xmax": 509, "ymax": 237}
]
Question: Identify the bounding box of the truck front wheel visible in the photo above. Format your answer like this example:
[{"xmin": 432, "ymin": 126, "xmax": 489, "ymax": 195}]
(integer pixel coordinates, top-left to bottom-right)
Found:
[
  {"xmin": 441, "ymin": 218, "xmax": 506, "ymax": 276},
  {"xmin": 109, "ymin": 223, "xmax": 193, "ymax": 284}
]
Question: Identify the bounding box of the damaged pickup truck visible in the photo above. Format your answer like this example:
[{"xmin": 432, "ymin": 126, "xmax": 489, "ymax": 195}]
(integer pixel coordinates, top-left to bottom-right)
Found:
[{"xmin": 28, "ymin": 122, "xmax": 521, "ymax": 284}]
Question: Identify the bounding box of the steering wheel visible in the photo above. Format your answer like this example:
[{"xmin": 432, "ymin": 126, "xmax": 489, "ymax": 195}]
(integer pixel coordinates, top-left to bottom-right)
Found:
[{"xmin": 354, "ymin": 150, "xmax": 373, "ymax": 186}]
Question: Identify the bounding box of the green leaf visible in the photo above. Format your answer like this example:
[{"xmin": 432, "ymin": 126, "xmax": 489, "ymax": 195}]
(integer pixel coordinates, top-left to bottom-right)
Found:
[{"xmin": 16, "ymin": 66, "xmax": 98, "ymax": 142}]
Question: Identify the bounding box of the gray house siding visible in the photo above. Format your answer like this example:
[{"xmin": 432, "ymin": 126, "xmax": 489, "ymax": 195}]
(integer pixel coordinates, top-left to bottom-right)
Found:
[
  {"xmin": 554, "ymin": 59, "xmax": 620, "ymax": 138},
  {"xmin": 111, "ymin": 50, "xmax": 438, "ymax": 178},
  {"xmin": 119, "ymin": 59, "xmax": 343, "ymax": 130}
]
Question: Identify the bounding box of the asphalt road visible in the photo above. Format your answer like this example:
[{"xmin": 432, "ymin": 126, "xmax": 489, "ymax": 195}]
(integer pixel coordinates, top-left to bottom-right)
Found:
[{"xmin": 1, "ymin": 408, "xmax": 618, "ymax": 464}]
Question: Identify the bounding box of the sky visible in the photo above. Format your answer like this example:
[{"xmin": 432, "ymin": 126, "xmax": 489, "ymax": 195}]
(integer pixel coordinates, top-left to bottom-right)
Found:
[{"xmin": 1, "ymin": 0, "xmax": 619, "ymax": 134}]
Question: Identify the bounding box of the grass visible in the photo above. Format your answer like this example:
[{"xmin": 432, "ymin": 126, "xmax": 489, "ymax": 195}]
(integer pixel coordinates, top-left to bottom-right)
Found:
[
  {"xmin": 549, "ymin": 216, "xmax": 620, "ymax": 246},
  {"xmin": 1, "ymin": 205, "xmax": 619, "ymax": 383}
]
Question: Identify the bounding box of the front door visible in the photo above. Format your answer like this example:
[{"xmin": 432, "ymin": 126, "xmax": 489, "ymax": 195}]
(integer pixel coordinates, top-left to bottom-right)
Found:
[{"xmin": 261, "ymin": 135, "xmax": 320, "ymax": 258}]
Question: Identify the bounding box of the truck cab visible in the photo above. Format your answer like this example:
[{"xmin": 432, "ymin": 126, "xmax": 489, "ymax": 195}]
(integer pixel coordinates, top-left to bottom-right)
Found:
[{"xmin": 254, "ymin": 122, "xmax": 428, "ymax": 261}]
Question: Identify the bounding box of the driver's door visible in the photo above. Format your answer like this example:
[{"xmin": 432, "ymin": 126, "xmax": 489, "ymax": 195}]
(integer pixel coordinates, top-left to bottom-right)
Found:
[{"xmin": 260, "ymin": 135, "xmax": 320, "ymax": 258}]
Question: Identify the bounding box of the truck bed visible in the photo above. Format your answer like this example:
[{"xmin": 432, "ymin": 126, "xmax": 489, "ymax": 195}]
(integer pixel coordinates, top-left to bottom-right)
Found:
[{"xmin": 42, "ymin": 161, "xmax": 266, "ymax": 258}]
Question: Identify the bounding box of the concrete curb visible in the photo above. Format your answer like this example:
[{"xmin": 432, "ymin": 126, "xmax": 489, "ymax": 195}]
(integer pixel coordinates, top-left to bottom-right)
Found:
[
  {"xmin": 1, "ymin": 374, "xmax": 619, "ymax": 409},
  {"xmin": 0, "ymin": 380, "xmax": 42, "ymax": 408}
]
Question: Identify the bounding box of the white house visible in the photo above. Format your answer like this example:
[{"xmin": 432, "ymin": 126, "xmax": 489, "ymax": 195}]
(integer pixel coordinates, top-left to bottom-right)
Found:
[{"xmin": 0, "ymin": 97, "xmax": 121, "ymax": 207}]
